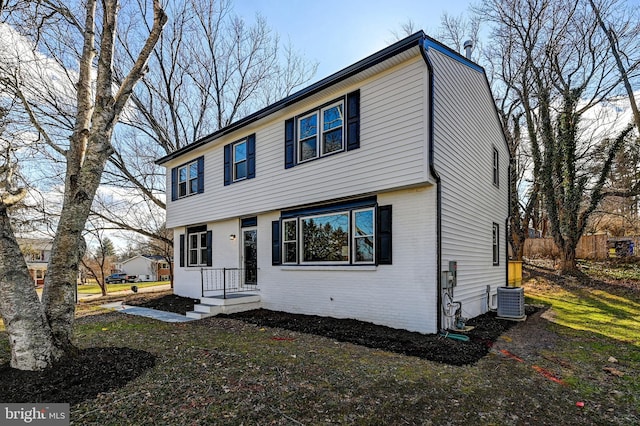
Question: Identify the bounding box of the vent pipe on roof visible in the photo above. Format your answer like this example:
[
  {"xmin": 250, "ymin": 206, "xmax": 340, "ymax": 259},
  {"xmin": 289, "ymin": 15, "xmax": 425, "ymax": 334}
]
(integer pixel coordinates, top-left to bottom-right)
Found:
[{"xmin": 463, "ymin": 39, "xmax": 473, "ymax": 59}]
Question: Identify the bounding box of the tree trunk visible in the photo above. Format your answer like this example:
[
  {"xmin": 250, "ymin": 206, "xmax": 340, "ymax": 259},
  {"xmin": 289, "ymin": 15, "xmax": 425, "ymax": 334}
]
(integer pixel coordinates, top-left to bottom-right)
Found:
[
  {"xmin": 0, "ymin": 208, "xmax": 63, "ymax": 370},
  {"xmin": 41, "ymin": 132, "xmax": 112, "ymax": 352},
  {"xmin": 558, "ymin": 243, "xmax": 577, "ymax": 274}
]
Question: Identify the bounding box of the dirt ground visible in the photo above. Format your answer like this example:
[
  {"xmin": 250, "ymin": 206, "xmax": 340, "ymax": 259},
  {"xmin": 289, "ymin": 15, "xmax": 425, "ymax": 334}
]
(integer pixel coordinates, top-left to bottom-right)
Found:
[{"xmin": 0, "ymin": 292, "xmax": 535, "ymax": 404}]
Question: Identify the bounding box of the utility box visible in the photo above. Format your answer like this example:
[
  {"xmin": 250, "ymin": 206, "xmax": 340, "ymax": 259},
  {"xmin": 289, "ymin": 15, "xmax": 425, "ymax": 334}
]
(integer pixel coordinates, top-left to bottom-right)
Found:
[{"xmin": 442, "ymin": 261, "xmax": 457, "ymax": 288}]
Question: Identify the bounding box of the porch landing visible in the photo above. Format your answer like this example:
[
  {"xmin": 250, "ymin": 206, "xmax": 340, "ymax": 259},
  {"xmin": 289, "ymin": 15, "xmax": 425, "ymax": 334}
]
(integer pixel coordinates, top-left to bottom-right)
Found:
[{"xmin": 186, "ymin": 293, "xmax": 261, "ymax": 319}]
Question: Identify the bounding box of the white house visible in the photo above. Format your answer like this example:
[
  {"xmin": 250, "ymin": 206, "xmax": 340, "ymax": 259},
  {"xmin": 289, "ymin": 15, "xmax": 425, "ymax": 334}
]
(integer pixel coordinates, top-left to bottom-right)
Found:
[
  {"xmin": 156, "ymin": 32, "xmax": 509, "ymax": 334},
  {"xmin": 117, "ymin": 255, "xmax": 171, "ymax": 282},
  {"xmin": 17, "ymin": 238, "xmax": 52, "ymax": 286}
]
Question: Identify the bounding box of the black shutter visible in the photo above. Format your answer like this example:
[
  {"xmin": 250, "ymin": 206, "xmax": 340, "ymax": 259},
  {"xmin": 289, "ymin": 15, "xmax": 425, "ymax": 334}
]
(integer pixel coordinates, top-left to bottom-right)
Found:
[
  {"xmin": 247, "ymin": 134, "xmax": 256, "ymax": 179},
  {"xmin": 346, "ymin": 90, "xmax": 360, "ymax": 151},
  {"xmin": 171, "ymin": 167, "xmax": 178, "ymax": 201},
  {"xmin": 197, "ymin": 156, "xmax": 205, "ymax": 193},
  {"xmin": 284, "ymin": 118, "xmax": 295, "ymax": 169},
  {"xmin": 224, "ymin": 144, "xmax": 232, "ymax": 186},
  {"xmin": 206, "ymin": 231, "xmax": 213, "ymax": 266},
  {"xmin": 272, "ymin": 220, "xmax": 281, "ymax": 265},
  {"xmin": 376, "ymin": 205, "xmax": 392, "ymax": 264},
  {"xmin": 179, "ymin": 234, "xmax": 185, "ymax": 267}
]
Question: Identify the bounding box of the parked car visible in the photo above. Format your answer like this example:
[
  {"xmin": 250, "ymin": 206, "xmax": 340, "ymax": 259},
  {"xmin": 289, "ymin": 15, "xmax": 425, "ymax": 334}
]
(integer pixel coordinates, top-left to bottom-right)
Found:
[{"xmin": 105, "ymin": 273, "xmax": 137, "ymax": 284}]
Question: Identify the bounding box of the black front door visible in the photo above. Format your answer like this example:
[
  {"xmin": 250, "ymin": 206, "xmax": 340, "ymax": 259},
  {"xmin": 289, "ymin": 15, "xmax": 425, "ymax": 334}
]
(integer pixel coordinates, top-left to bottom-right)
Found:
[{"xmin": 243, "ymin": 229, "xmax": 257, "ymax": 285}]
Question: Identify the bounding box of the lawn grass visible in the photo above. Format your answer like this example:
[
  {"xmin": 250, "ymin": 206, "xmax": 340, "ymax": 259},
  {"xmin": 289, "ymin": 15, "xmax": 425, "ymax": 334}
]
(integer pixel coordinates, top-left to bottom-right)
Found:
[
  {"xmin": 525, "ymin": 284, "xmax": 639, "ymax": 346},
  {"xmin": 1, "ymin": 265, "xmax": 639, "ymax": 424},
  {"xmin": 76, "ymin": 281, "xmax": 169, "ymax": 294}
]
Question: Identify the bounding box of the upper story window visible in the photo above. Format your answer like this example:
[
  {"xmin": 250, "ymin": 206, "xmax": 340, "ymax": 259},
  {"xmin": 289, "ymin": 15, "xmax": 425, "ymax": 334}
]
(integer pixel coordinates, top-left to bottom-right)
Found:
[
  {"xmin": 285, "ymin": 90, "xmax": 360, "ymax": 169},
  {"xmin": 179, "ymin": 161, "xmax": 198, "ymax": 197},
  {"xmin": 171, "ymin": 156, "xmax": 204, "ymax": 201},
  {"xmin": 272, "ymin": 198, "xmax": 391, "ymax": 266},
  {"xmin": 493, "ymin": 147, "xmax": 499, "ymax": 187},
  {"xmin": 233, "ymin": 140, "xmax": 247, "ymax": 181},
  {"xmin": 298, "ymin": 102, "xmax": 344, "ymax": 163},
  {"xmin": 224, "ymin": 134, "xmax": 256, "ymax": 185}
]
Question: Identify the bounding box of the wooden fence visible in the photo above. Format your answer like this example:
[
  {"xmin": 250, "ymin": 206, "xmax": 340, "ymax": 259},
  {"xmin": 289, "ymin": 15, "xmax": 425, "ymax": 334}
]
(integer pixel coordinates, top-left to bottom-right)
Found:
[{"xmin": 523, "ymin": 234, "xmax": 638, "ymax": 260}]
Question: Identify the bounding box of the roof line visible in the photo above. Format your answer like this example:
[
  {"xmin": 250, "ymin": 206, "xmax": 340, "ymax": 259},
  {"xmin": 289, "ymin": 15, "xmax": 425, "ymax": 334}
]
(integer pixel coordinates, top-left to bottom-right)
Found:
[{"xmin": 155, "ymin": 31, "xmax": 427, "ymax": 165}]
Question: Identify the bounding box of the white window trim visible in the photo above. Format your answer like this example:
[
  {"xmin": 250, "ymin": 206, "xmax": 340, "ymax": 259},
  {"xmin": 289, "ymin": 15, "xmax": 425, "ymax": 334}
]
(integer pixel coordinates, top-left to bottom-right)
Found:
[
  {"xmin": 300, "ymin": 211, "xmax": 350, "ymax": 265},
  {"xmin": 188, "ymin": 230, "xmax": 208, "ymax": 267},
  {"xmin": 297, "ymin": 100, "xmax": 345, "ymax": 164},
  {"xmin": 320, "ymin": 101, "xmax": 345, "ymax": 156},
  {"xmin": 282, "ymin": 218, "xmax": 298, "ymax": 265},
  {"xmin": 232, "ymin": 139, "xmax": 248, "ymax": 182},
  {"xmin": 178, "ymin": 160, "xmax": 199, "ymax": 198},
  {"xmin": 352, "ymin": 207, "xmax": 375, "ymax": 265}
]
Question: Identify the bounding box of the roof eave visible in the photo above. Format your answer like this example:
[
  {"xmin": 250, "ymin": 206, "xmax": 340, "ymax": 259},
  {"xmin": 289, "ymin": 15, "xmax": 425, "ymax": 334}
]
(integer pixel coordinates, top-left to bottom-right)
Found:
[{"xmin": 155, "ymin": 31, "xmax": 426, "ymax": 166}]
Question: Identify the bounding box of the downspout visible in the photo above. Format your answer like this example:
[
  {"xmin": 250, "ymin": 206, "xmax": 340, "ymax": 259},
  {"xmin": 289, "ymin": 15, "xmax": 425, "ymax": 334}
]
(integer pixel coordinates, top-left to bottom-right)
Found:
[
  {"xmin": 505, "ymin": 163, "xmax": 512, "ymax": 288},
  {"xmin": 419, "ymin": 38, "xmax": 443, "ymax": 332}
]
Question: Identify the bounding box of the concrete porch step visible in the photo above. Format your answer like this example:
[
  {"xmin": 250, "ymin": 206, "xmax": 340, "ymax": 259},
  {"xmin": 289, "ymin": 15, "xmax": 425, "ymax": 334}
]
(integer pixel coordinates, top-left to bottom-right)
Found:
[{"xmin": 186, "ymin": 294, "xmax": 261, "ymax": 319}]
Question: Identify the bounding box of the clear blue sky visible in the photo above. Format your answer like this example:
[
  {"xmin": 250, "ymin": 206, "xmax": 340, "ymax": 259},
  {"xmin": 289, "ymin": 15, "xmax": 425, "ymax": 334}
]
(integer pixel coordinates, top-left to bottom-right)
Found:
[{"xmin": 234, "ymin": 0, "xmax": 473, "ymax": 80}]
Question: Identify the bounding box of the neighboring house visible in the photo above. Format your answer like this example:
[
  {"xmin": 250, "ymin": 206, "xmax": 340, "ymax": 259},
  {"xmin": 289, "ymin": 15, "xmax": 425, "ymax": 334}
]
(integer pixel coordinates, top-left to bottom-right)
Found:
[
  {"xmin": 156, "ymin": 32, "xmax": 509, "ymax": 333},
  {"xmin": 17, "ymin": 238, "xmax": 52, "ymax": 286},
  {"xmin": 117, "ymin": 255, "xmax": 172, "ymax": 282}
]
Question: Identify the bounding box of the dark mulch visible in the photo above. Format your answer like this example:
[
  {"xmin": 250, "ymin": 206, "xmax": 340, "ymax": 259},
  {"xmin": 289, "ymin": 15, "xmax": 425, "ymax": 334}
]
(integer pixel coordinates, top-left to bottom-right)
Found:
[
  {"xmin": 126, "ymin": 293, "xmax": 536, "ymax": 365},
  {"xmin": 125, "ymin": 293, "xmax": 199, "ymax": 313},
  {"xmin": 0, "ymin": 347, "xmax": 155, "ymax": 404},
  {"xmin": 225, "ymin": 306, "xmax": 537, "ymax": 366},
  {"xmin": 0, "ymin": 292, "xmax": 533, "ymax": 405}
]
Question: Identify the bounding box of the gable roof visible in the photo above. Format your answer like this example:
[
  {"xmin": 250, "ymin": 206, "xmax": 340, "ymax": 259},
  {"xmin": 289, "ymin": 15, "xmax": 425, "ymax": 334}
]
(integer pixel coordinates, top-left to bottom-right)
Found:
[{"xmin": 156, "ymin": 31, "xmax": 485, "ymax": 166}]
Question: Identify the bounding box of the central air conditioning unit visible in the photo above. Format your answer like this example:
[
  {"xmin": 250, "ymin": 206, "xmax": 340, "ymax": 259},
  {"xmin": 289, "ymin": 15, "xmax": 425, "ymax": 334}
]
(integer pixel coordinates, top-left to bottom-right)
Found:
[{"xmin": 497, "ymin": 286, "xmax": 526, "ymax": 320}]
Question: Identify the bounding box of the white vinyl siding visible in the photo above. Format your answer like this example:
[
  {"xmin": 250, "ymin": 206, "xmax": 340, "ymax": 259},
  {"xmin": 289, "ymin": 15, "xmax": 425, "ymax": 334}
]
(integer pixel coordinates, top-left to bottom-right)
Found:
[
  {"xmin": 429, "ymin": 48, "xmax": 509, "ymax": 327},
  {"xmin": 165, "ymin": 57, "xmax": 430, "ymax": 229}
]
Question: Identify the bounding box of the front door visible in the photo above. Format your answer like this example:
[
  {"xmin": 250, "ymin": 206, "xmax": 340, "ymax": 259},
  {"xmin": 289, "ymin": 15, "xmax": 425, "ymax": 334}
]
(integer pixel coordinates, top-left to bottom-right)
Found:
[{"xmin": 242, "ymin": 228, "xmax": 257, "ymax": 285}]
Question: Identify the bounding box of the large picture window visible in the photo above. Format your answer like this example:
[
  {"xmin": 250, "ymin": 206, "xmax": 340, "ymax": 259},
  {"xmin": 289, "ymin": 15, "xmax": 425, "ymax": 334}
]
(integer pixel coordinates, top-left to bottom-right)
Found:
[
  {"xmin": 281, "ymin": 205, "xmax": 376, "ymax": 265},
  {"xmin": 302, "ymin": 212, "xmax": 350, "ymax": 263}
]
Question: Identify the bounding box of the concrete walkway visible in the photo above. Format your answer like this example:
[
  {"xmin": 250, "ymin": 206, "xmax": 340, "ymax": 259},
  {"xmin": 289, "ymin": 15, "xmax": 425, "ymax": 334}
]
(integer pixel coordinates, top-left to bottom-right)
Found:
[{"xmin": 100, "ymin": 301, "xmax": 195, "ymax": 323}]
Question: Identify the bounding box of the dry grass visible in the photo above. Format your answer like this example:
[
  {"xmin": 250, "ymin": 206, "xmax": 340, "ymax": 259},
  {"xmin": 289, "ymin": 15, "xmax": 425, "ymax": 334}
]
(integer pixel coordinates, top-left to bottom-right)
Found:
[{"xmin": 1, "ymin": 268, "xmax": 638, "ymax": 425}]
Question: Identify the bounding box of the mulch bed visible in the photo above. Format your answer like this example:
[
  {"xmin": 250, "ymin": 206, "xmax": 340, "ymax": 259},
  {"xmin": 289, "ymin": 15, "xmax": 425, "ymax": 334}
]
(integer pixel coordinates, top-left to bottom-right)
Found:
[
  {"xmin": 0, "ymin": 347, "xmax": 155, "ymax": 404},
  {"xmin": 0, "ymin": 293, "xmax": 533, "ymax": 405},
  {"xmin": 225, "ymin": 306, "xmax": 537, "ymax": 366}
]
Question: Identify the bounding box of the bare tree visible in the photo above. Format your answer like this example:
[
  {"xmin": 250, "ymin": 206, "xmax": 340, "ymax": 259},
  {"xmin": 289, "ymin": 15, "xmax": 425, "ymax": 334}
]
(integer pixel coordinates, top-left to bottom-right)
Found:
[
  {"xmin": 588, "ymin": 0, "xmax": 640, "ymax": 133},
  {"xmin": 438, "ymin": 12, "xmax": 481, "ymax": 60},
  {"xmin": 94, "ymin": 0, "xmax": 317, "ymax": 255},
  {"xmin": 0, "ymin": 0, "xmax": 166, "ymax": 370},
  {"xmin": 478, "ymin": 0, "xmax": 638, "ymax": 272},
  {"xmin": 80, "ymin": 232, "xmax": 116, "ymax": 296}
]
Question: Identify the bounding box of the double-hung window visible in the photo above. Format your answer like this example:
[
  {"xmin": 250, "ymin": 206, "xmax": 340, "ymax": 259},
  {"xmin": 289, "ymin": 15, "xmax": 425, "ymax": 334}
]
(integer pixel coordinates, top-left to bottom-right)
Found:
[
  {"xmin": 171, "ymin": 156, "xmax": 204, "ymax": 200},
  {"xmin": 188, "ymin": 229, "xmax": 208, "ymax": 266},
  {"xmin": 179, "ymin": 161, "xmax": 198, "ymax": 198},
  {"xmin": 285, "ymin": 90, "xmax": 360, "ymax": 169},
  {"xmin": 275, "ymin": 200, "xmax": 389, "ymax": 266},
  {"xmin": 179, "ymin": 225, "xmax": 212, "ymax": 267},
  {"xmin": 224, "ymin": 134, "xmax": 256, "ymax": 185},
  {"xmin": 298, "ymin": 102, "xmax": 344, "ymax": 163},
  {"xmin": 233, "ymin": 140, "xmax": 247, "ymax": 181}
]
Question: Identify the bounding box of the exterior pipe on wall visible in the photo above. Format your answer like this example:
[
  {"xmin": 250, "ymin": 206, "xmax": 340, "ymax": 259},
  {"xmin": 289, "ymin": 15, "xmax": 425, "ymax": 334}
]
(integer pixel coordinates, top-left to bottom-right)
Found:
[{"xmin": 419, "ymin": 37, "xmax": 444, "ymax": 332}]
